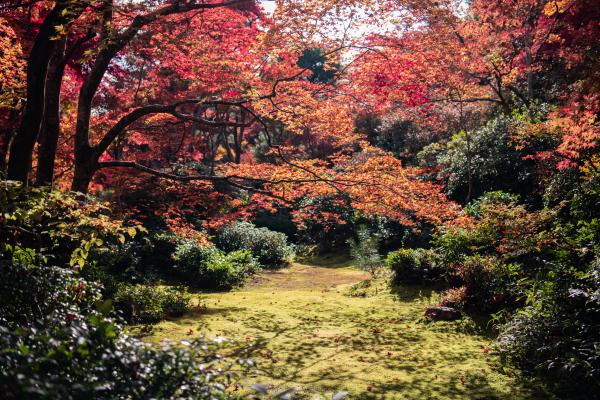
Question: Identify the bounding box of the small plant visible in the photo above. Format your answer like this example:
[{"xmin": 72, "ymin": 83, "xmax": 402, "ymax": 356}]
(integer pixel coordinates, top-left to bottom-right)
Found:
[
  {"xmin": 346, "ymin": 279, "xmax": 372, "ymax": 297},
  {"xmin": 348, "ymin": 226, "xmax": 383, "ymax": 278},
  {"xmin": 438, "ymin": 286, "xmax": 468, "ymax": 309}
]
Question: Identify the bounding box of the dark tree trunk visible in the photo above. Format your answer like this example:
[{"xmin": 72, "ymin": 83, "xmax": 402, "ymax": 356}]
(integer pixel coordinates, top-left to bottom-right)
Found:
[
  {"xmin": 466, "ymin": 129, "xmax": 473, "ymax": 203},
  {"xmin": 6, "ymin": 3, "xmax": 65, "ymax": 183},
  {"xmin": 72, "ymin": 146, "xmax": 97, "ymax": 193},
  {"xmin": 36, "ymin": 37, "xmax": 67, "ymax": 186}
]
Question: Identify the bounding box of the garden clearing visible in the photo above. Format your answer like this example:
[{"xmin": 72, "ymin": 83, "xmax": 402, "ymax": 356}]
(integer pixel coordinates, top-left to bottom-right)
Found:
[{"xmin": 141, "ymin": 255, "xmax": 549, "ymax": 399}]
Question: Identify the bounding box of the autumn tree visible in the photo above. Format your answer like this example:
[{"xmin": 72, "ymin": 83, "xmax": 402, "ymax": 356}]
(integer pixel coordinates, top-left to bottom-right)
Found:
[{"xmin": 1, "ymin": 0, "xmax": 461, "ymax": 234}]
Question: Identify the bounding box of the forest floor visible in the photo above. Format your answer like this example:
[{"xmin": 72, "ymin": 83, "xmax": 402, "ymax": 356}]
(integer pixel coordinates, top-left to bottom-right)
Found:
[{"xmin": 139, "ymin": 254, "xmax": 550, "ymax": 400}]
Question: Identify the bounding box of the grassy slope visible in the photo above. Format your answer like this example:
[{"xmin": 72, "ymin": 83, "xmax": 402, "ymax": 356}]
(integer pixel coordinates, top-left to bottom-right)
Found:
[{"xmin": 140, "ymin": 254, "xmax": 549, "ymax": 400}]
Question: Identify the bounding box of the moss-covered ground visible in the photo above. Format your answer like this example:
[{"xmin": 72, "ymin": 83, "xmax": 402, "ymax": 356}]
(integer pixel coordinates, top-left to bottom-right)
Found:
[{"xmin": 139, "ymin": 255, "xmax": 550, "ymax": 399}]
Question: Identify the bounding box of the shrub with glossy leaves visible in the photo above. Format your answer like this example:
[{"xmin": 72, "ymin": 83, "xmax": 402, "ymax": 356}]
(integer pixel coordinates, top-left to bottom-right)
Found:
[
  {"xmin": 498, "ymin": 259, "xmax": 600, "ymax": 399},
  {"xmin": 217, "ymin": 221, "xmax": 295, "ymax": 268},
  {"xmin": 0, "ymin": 260, "xmax": 101, "ymax": 328},
  {"xmin": 173, "ymin": 241, "xmax": 260, "ymax": 290},
  {"xmin": 0, "ymin": 316, "xmax": 237, "ymax": 400}
]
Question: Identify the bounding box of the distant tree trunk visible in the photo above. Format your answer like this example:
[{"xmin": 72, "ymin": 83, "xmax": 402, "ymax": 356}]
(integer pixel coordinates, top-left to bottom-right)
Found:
[
  {"xmin": 6, "ymin": 2, "xmax": 65, "ymax": 183},
  {"xmin": 0, "ymin": 110, "xmax": 18, "ymax": 174},
  {"xmin": 36, "ymin": 37, "xmax": 67, "ymax": 186},
  {"xmin": 457, "ymin": 96, "xmax": 473, "ymax": 203}
]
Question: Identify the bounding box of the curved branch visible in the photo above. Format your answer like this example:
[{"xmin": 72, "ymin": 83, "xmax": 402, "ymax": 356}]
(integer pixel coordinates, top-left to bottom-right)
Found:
[
  {"xmin": 97, "ymin": 160, "xmax": 292, "ymax": 203},
  {"xmin": 95, "ymin": 100, "xmax": 255, "ymax": 157}
]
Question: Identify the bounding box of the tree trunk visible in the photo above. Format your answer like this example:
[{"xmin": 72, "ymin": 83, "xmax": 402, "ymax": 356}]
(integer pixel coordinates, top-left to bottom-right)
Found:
[
  {"xmin": 0, "ymin": 110, "xmax": 18, "ymax": 174},
  {"xmin": 36, "ymin": 37, "xmax": 67, "ymax": 186},
  {"xmin": 6, "ymin": 3, "xmax": 65, "ymax": 183},
  {"xmin": 72, "ymin": 146, "xmax": 97, "ymax": 193}
]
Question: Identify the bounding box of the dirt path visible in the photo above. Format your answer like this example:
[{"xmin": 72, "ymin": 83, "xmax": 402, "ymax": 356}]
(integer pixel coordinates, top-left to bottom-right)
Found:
[{"xmin": 143, "ymin": 256, "xmax": 547, "ymax": 399}]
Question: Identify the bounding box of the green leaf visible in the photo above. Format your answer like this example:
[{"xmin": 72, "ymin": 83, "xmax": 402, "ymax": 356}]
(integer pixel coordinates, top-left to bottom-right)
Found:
[{"xmin": 127, "ymin": 227, "xmax": 137, "ymax": 238}]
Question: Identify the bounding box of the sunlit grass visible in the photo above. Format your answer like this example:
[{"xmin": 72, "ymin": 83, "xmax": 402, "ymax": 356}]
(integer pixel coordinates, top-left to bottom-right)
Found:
[{"xmin": 138, "ymin": 258, "xmax": 551, "ymax": 399}]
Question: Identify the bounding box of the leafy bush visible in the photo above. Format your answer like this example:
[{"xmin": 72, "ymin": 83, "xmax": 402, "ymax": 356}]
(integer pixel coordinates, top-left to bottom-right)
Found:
[
  {"xmin": 173, "ymin": 241, "xmax": 260, "ymax": 290},
  {"xmin": 85, "ymin": 233, "xmax": 192, "ymax": 295},
  {"xmin": 148, "ymin": 232, "xmax": 186, "ymax": 271},
  {"xmin": 498, "ymin": 260, "xmax": 600, "ymax": 399},
  {"xmin": 114, "ymin": 284, "xmax": 191, "ymax": 324},
  {"xmin": 160, "ymin": 286, "xmax": 192, "ymax": 317},
  {"xmin": 0, "ymin": 259, "xmax": 239, "ymax": 400},
  {"xmin": 85, "ymin": 239, "xmax": 155, "ymax": 297},
  {"xmin": 438, "ymin": 286, "xmax": 467, "ymax": 309},
  {"xmin": 434, "ymin": 191, "xmax": 555, "ymax": 266},
  {"xmin": 217, "ymin": 221, "xmax": 295, "ymax": 268},
  {"xmin": 385, "ymin": 248, "xmax": 443, "ymax": 284}
]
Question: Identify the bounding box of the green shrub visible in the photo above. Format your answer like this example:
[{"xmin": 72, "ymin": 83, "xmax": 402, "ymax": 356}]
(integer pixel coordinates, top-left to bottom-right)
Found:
[
  {"xmin": 173, "ymin": 241, "xmax": 259, "ymax": 290},
  {"xmin": 385, "ymin": 248, "xmax": 443, "ymax": 284},
  {"xmin": 86, "ymin": 240, "xmax": 156, "ymax": 297},
  {"xmin": 0, "ymin": 261, "xmax": 237, "ymax": 400},
  {"xmin": 0, "ymin": 260, "xmax": 101, "ymax": 328},
  {"xmin": 217, "ymin": 221, "xmax": 295, "ymax": 268},
  {"xmin": 114, "ymin": 284, "xmax": 191, "ymax": 324},
  {"xmin": 451, "ymin": 255, "xmax": 523, "ymax": 312},
  {"xmin": 160, "ymin": 286, "xmax": 192, "ymax": 317},
  {"xmin": 86, "ymin": 233, "xmax": 190, "ymax": 293}
]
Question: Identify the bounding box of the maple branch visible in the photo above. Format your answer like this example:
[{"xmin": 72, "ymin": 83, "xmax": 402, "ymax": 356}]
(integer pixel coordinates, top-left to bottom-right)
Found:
[
  {"xmin": 97, "ymin": 160, "xmax": 292, "ymax": 203},
  {"xmin": 95, "ymin": 99, "xmax": 255, "ymax": 157}
]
